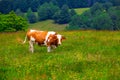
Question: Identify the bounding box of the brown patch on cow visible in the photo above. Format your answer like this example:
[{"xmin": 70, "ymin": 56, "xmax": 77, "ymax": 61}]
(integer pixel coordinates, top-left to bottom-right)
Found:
[
  {"xmin": 47, "ymin": 34, "xmax": 58, "ymax": 47},
  {"xmin": 26, "ymin": 30, "xmax": 48, "ymax": 45}
]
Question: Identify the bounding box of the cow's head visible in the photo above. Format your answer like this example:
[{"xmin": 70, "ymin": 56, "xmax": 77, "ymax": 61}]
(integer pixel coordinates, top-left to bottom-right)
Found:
[
  {"xmin": 47, "ymin": 34, "xmax": 58, "ymax": 46},
  {"xmin": 47, "ymin": 34, "xmax": 65, "ymax": 46},
  {"xmin": 57, "ymin": 34, "xmax": 66, "ymax": 45}
]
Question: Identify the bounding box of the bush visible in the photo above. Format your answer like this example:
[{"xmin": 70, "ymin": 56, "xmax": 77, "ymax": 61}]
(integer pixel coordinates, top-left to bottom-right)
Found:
[{"xmin": 0, "ymin": 11, "xmax": 28, "ymax": 32}]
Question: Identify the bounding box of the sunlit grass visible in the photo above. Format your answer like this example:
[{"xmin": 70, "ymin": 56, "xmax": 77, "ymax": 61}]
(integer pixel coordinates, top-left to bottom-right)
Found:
[
  {"xmin": 29, "ymin": 20, "xmax": 67, "ymax": 31},
  {"xmin": 0, "ymin": 30, "xmax": 120, "ymax": 80},
  {"xmin": 74, "ymin": 8, "xmax": 89, "ymax": 15}
]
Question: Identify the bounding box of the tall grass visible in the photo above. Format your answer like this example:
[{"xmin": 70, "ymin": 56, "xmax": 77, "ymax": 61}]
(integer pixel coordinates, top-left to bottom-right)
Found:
[{"xmin": 0, "ymin": 30, "xmax": 120, "ymax": 80}]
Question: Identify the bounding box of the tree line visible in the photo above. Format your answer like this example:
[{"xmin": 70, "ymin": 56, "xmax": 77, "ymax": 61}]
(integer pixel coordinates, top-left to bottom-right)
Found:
[
  {"xmin": 0, "ymin": 0, "xmax": 119, "ymax": 14},
  {"xmin": 0, "ymin": 1, "xmax": 119, "ymax": 31},
  {"xmin": 67, "ymin": 2, "xmax": 120, "ymax": 30},
  {"xmin": 17, "ymin": 2, "xmax": 75, "ymax": 24},
  {"xmin": 23, "ymin": 2, "xmax": 120, "ymax": 30}
]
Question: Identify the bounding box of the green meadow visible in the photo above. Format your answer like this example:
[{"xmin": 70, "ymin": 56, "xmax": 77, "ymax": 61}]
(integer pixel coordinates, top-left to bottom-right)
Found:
[
  {"xmin": 74, "ymin": 8, "xmax": 89, "ymax": 15},
  {"xmin": 0, "ymin": 8, "xmax": 120, "ymax": 80},
  {"xmin": 0, "ymin": 30, "xmax": 120, "ymax": 80},
  {"xmin": 29, "ymin": 20, "xmax": 67, "ymax": 31}
]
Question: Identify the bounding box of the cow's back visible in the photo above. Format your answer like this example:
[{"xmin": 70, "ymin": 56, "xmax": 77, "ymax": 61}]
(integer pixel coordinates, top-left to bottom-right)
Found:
[
  {"xmin": 35, "ymin": 31, "xmax": 48, "ymax": 44},
  {"xmin": 26, "ymin": 30, "xmax": 48, "ymax": 44}
]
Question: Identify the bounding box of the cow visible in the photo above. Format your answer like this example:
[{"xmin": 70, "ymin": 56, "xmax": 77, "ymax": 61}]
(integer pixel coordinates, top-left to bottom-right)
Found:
[{"xmin": 23, "ymin": 29, "xmax": 65, "ymax": 53}]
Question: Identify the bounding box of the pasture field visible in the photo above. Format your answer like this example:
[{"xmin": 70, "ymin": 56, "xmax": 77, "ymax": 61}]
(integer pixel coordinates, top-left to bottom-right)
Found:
[
  {"xmin": 0, "ymin": 30, "xmax": 120, "ymax": 80},
  {"xmin": 74, "ymin": 8, "xmax": 89, "ymax": 15},
  {"xmin": 29, "ymin": 20, "xmax": 67, "ymax": 31}
]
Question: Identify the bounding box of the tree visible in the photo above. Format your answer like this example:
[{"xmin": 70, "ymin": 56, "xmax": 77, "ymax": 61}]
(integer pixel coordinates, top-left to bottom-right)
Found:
[
  {"xmin": 77, "ymin": 10, "xmax": 93, "ymax": 29},
  {"xmin": 37, "ymin": 2, "xmax": 59, "ymax": 20},
  {"xmin": 67, "ymin": 2, "xmax": 118, "ymax": 30},
  {"xmin": 66, "ymin": 15, "xmax": 82, "ymax": 30},
  {"xmin": 0, "ymin": 0, "xmax": 119, "ymax": 14},
  {"xmin": 69, "ymin": 9, "xmax": 77, "ymax": 17},
  {"xmin": 53, "ymin": 4, "xmax": 71, "ymax": 24},
  {"xmin": 67, "ymin": 12, "xmax": 90, "ymax": 30},
  {"xmin": 108, "ymin": 6, "xmax": 120, "ymax": 30},
  {"xmin": 90, "ymin": 2, "xmax": 104, "ymax": 15},
  {"xmin": 26, "ymin": 8, "xmax": 37, "ymax": 23},
  {"xmin": 0, "ymin": 0, "xmax": 13, "ymax": 14},
  {"xmin": 30, "ymin": 0, "xmax": 40, "ymax": 12},
  {"xmin": 15, "ymin": 9, "xmax": 25, "ymax": 17},
  {"xmin": 109, "ymin": 0, "xmax": 120, "ymax": 6},
  {"xmin": 103, "ymin": 2, "xmax": 113, "ymax": 11},
  {"xmin": 51, "ymin": 0, "xmax": 58, "ymax": 5},
  {"xmin": 18, "ymin": 0, "xmax": 28, "ymax": 12},
  {"xmin": 91, "ymin": 12, "xmax": 113, "ymax": 30}
]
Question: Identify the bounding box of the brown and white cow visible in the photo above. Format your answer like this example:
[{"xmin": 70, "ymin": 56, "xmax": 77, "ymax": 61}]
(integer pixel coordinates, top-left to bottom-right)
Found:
[{"xmin": 23, "ymin": 29, "xmax": 65, "ymax": 53}]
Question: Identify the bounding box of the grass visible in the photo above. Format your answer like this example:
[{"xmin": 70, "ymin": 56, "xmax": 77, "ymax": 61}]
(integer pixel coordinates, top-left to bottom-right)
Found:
[
  {"xmin": 0, "ymin": 30, "xmax": 120, "ymax": 80},
  {"xmin": 0, "ymin": 8, "xmax": 119, "ymax": 80},
  {"xmin": 29, "ymin": 20, "xmax": 67, "ymax": 31},
  {"xmin": 74, "ymin": 8, "xmax": 90, "ymax": 15}
]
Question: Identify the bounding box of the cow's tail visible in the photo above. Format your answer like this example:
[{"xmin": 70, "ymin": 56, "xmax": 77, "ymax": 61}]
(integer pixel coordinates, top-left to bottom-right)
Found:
[{"xmin": 23, "ymin": 35, "xmax": 27, "ymax": 44}]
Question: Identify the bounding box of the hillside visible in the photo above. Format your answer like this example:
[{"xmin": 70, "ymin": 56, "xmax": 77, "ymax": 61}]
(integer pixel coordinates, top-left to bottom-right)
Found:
[
  {"xmin": 29, "ymin": 20, "xmax": 67, "ymax": 31},
  {"xmin": 0, "ymin": 30, "xmax": 120, "ymax": 79},
  {"xmin": 29, "ymin": 8, "xmax": 89, "ymax": 31},
  {"xmin": 74, "ymin": 8, "xmax": 89, "ymax": 15}
]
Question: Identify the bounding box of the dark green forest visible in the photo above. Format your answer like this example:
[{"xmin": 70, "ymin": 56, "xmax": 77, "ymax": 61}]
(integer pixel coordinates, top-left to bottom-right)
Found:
[
  {"xmin": 0, "ymin": 0, "xmax": 119, "ymax": 14},
  {"xmin": 68, "ymin": 2, "xmax": 120, "ymax": 30},
  {"xmin": 0, "ymin": 0, "xmax": 120, "ymax": 31}
]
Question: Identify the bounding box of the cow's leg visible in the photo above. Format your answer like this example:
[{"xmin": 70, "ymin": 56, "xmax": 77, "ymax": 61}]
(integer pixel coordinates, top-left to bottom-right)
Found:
[
  {"xmin": 47, "ymin": 46, "xmax": 51, "ymax": 52},
  {"xmin": 29, "ymin": 41, "xmax": 34, "ymax": 53},
  {"xmin": 51, "ymin": 45, "xmax": 57, "ymax": 49}
]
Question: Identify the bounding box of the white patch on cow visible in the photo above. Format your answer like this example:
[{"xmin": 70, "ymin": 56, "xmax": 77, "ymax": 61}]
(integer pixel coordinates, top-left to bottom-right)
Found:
[
  {"xmin": 47, "ymin": 46, "xmax": 51, "ymax": 52},
  {"xmin": 29, "ymin": 41, "xmax": 34, "ymax": 53},
  {"xmin": 39, "ymin": 31, "xmax": 44, "ymax": 32},
  {"xmin": 44, "ymin": 31, "xmax": 56, "ymax": 45},
  {"xmin": 30, "ymin": 29, "xmax": 36, "ymax": 32},
  {"xmin": 57, "ymin": 34, "xmax": 62, "ymax": 45},
  {"xmin": 30, "ymin": 36, "xmax": 35, "ymax": 42},
  {"xmin": 47, "ymin": 39, "xmax": 50, "ymax": 42}
]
